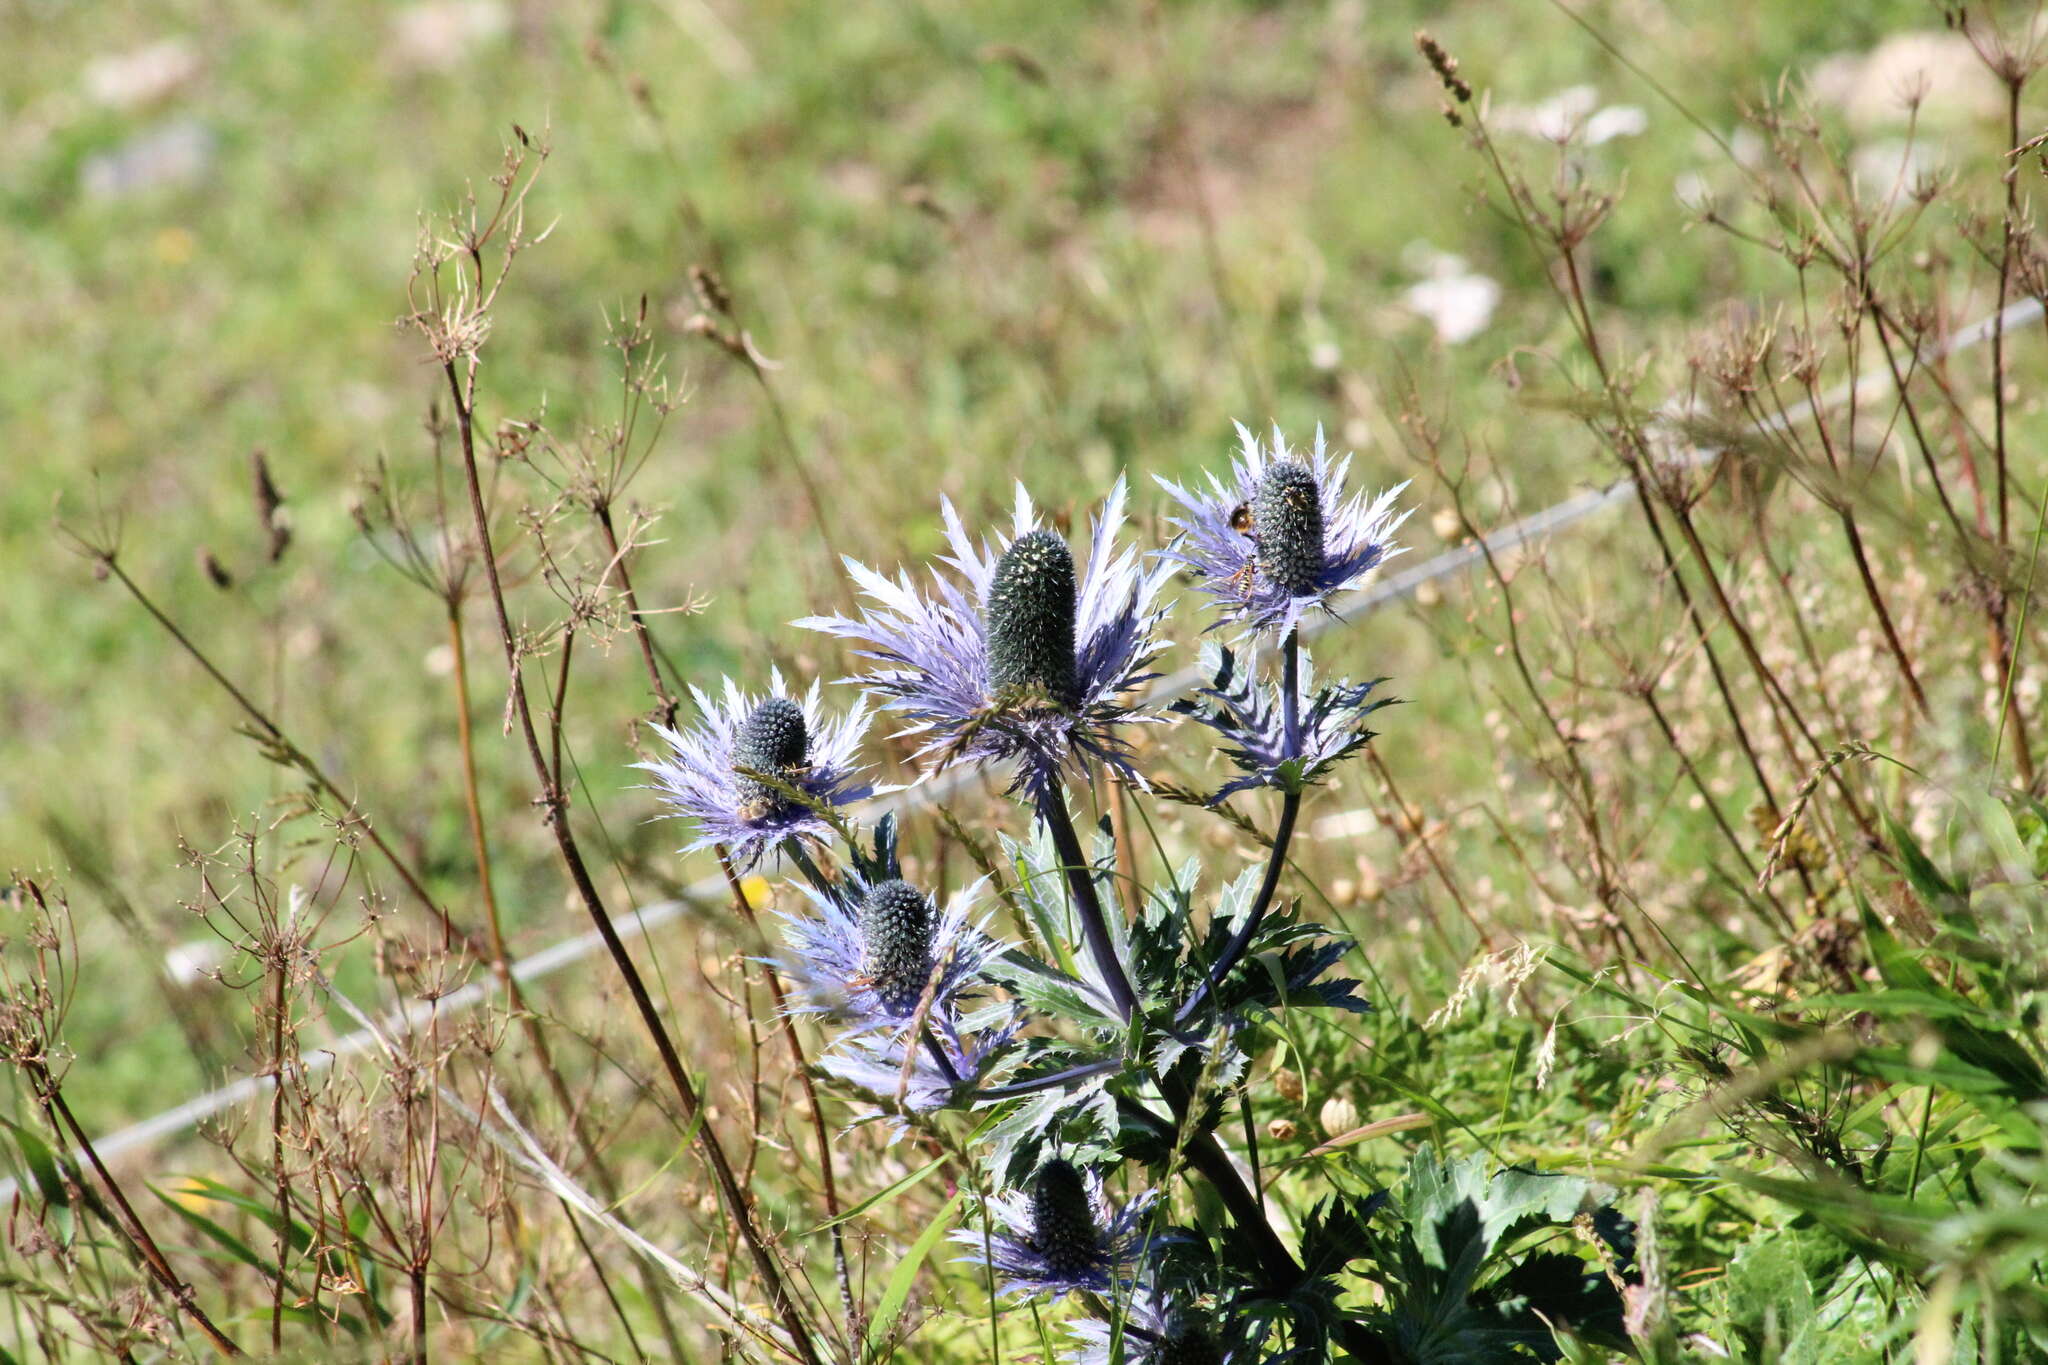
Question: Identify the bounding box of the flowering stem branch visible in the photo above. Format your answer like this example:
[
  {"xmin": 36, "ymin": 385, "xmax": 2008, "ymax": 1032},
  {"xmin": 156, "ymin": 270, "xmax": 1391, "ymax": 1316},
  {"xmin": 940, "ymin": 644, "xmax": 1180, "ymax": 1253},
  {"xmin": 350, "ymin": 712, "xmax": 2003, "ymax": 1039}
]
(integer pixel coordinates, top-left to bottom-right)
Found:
[
  {"xmin": 28, "ymin": 1062, "xmax": 245, "ymax": 1358},
  {"xmin": 1036, "ymin": 784, "xmax": 1140, "ymax": 1021},
  {"xmin": 1173, "ymin": 790, "xmax": 1298, "ymax": 1028},
  {"xmin": 1123, "ymin": 1092, "xmax": 1394, "ymax": 1364},
  {"xmin": 1280, "ymin": 626, "xmax": 1301, "ymax": 754},
  {"xmin": 921, "ymin": 1028, "xmax": 963, "ymax": 1086},
  {"xmin": 442, "ymin": 358, "xmax": 821, "ymax": 1365},
  {"xmin": 1175, "ymin": 630, "xmax": 1303, "ymax": 1026},
  {"xmin": 715, "ymin": 846, "xmax": 857, "ymax": 1348}
]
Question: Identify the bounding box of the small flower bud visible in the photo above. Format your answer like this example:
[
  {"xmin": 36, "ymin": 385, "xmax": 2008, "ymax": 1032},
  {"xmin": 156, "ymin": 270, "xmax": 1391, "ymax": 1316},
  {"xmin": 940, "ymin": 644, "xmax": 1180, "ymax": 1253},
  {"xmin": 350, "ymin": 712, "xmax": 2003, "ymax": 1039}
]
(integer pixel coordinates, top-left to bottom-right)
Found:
[
  {"xmin": 1252, "ymin": 461, "xmax": 1325, "ymax": 594},
  {"xmin": 1319, "ymin": 1095, "xmax": 1360, "ymax": 1136},
  {"xmin": 1027, "ymin": 1158, "xmax": 1099, "ymax": 1278},
  {"xmin": 860, "ymin": 879, "xmax": 936, "ymax": 1013},
  {"xmin": 733, "ymin": 697, "xmax": 809, "ymax": 814},
  {"xmin": 986, "ymin": 530, "xmax": 1078, "ymax": 707},
  {"xmin": 1273, "ymin": 1067, "xmax": 1304, "ymax": 1103},
  {"xmin": 1267, "ymin": 1118, "xmax": 1298, "ymax": 1142}
]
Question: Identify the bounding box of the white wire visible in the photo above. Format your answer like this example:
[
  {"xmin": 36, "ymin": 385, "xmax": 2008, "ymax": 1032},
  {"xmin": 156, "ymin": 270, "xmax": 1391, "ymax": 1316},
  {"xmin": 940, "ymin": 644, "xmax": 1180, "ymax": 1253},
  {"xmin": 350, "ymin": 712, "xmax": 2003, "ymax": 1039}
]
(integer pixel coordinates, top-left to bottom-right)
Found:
[{"xmin": 8, "ymin": 294, "xmax": 2037, "ymax": 1200}]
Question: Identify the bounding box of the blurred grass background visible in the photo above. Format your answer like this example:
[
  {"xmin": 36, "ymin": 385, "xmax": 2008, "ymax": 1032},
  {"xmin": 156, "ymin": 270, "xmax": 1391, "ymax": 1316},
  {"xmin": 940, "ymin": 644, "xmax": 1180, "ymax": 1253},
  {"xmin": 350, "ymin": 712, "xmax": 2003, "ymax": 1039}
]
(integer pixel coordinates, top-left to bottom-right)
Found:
[
  {"xmin": 3, "ymin": 0, "xmax": 1953, "ymax": 1122},
  {"xmin": 11, "ymin": 14, "xmax": 2048, "ymax": 1362}
]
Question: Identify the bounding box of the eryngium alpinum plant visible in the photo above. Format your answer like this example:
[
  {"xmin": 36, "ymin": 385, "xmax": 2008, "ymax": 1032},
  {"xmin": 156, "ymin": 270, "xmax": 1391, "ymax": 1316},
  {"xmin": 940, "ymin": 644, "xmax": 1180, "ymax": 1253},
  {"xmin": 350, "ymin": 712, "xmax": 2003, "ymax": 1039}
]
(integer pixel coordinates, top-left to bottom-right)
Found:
[{"xmin": 647, "ymin": 430, "xmax": 1635, "ymax": 1362}]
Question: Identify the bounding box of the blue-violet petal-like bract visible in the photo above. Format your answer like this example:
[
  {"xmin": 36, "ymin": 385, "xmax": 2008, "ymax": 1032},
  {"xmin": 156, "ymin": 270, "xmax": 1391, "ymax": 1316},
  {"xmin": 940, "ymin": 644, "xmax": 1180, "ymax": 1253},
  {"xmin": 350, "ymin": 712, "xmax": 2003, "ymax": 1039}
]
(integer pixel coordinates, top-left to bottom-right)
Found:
[
  {"xmin": 954, "ymin": 1160, "xmax": 1160, "ymax": 1300},
  {"xmin": 798, "ymin": 480, "xmax": 1172, "ymax": 799},
  {"xmin": 1157, "ymin": 423, "xmax": 1409, "ymax": 639},
  {"xmin": 1172, "ymin": 642, "xmax": 1391, "ymax": 804},
  {"xmin": 638, "ymin": 670, "xmax": 876, "ymax": 871}
]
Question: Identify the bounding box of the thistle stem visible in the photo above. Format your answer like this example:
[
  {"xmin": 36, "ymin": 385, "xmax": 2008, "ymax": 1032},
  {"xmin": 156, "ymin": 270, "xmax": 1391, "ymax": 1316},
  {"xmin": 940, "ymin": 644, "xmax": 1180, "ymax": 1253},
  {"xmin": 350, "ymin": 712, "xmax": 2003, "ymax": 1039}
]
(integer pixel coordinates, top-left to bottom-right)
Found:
[
  {"xmin": 1280, "ymin": 627, "xmax": 1301, "ymax": 755},
  {"xmin": 1175, "ymin": 630, "xmax": 1304, "ymax": 1026},
  {"xmin": 783, "ymin": 839, "xmax": 835, "ymax": 897},
  {"xmin": 1118, "ymin": 1093, "xmax": 1392, "ymax": 1363},
  {"xmin": 1174, "ymin": 790, "xmax": 1299, "ymax": 1027},
  {"xmin": 973, "ymin": 1058, "xmax": 1123, "ymax": 1102},
  {"xmin": 921, "ymin": 1028, "xmax": 963, "ymax": 1087},
  {"xmin": 1036, "ymin": 784, "xmax": 1141, "ymax": 1021}
]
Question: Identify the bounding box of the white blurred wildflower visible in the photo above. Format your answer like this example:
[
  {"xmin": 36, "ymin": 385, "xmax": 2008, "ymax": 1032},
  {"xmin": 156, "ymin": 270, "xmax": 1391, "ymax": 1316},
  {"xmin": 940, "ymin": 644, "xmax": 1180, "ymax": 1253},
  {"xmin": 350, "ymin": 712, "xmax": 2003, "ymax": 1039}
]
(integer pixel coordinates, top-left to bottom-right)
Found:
[
  {"xmin": 163, "ymin": 938, "xmax": 225, "ymax": 986},
  {"xmin": 1494, "ymin": 85, "xmax": 1647, "ymax": 145},
  {"xmin": 388, "ymin": 1, "xmax": 509, "ymax": 72},
  {"xmin": 1585, "ymin": 104, "xmax": 1648, "ymax": 144},
  {"xmin": 84, "ymin": 40, "xmax": 200, "ymax": 110},
  {"xmin": 1401, "ymin": 247, "xmax": 1500, "ymax": 345},
  {"xmin": 1849, "ymin": 138, "xmax": 1947, "ymax": 197},
  {"xmin": 1809, "ymin": 32, "xmax": 2002, "ymax": 128}
]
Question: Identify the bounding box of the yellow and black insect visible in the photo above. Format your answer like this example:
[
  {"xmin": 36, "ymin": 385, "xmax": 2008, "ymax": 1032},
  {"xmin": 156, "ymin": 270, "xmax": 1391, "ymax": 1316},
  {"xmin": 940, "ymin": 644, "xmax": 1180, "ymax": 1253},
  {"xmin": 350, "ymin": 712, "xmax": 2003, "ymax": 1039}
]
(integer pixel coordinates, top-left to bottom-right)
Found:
[{"xmin": 1227, "ymin": 502, "xmax": 1259, "ymax": 599}]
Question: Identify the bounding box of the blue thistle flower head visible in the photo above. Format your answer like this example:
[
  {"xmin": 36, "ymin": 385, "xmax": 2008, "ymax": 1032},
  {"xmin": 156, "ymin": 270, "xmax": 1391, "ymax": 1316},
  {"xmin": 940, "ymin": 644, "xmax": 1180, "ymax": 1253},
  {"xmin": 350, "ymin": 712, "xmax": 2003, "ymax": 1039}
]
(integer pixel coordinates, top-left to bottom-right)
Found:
[
  {"xmin": 637, "ymin": 671, "xmax": 876, "ymax": 870},
  {"xmin": 1172, "ymin": 642, "xmax": 1393, "ymax": 804},
  {"xmin": 1066, "ymin": 1287, "xmax": 1242, "ymax": 1365},
  {"xmin": 773, "ymin": 871, "xmax": 1001, "ymax": 1036},
  {"xmin": 955, "ymin": 1159, "xmax": 1159, "ymax": 1299},
  {"xmin": 1157, "ymin": 423, "xmax": 1409, "ymax": 639},
  {"xmin": 797, "ymin": 480, "xmax": 1173, "ymax": 800}
]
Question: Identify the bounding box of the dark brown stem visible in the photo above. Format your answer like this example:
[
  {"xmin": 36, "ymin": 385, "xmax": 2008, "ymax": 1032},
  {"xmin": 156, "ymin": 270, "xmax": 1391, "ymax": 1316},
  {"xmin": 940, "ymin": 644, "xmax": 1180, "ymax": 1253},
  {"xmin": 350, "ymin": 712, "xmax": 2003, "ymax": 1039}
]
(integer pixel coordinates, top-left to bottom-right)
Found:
[
  {"xmin": 593, "ymin": 504, "xmax": 680, "ymax": 729},
  {"xmin": 410, "ymin": 1260, "xmax": 428, "ymax": 1365},
  {"xmin": 97, "ymin": 556, "xmax": 484, "ymax": 957},
  {"xmin": 1037, "ymin": 785, "xmax": 1140, "ymax": 1020},
  {"xmin": 448, "ymin": 603, "xmax": 679, "ymax": 1362},
  {"xmin": 441, "ymin": 358, "xmax": 821, "ymax": 1365},
  {"xmin": 715, "ymin": 847, "xmax": 859, "ymax": 1350},
  {"xmin": 1839, "ymin": 511, "xmax": 1932, "ymax": 719},
  {"xmin": 1664, "ymin": 498, "xmax": 1875, "ymax": 840},
  {"xmin": 1995, "ymin": 79, "xmax": 2021, "ymax": 548},
  {"xmin": 1629, "ymin": 483, "xmax": 1785, "ymax": 820},
  {"xmin": 447, "ymin": 607, "xmax": 506, "ymax": 963},
  {"xmin": 269, "ymin": 964, "xmax": 290, "ymax": 1354},
  {"xmin": 33, "ymin": 1068, "xmax": 245, "ymax": 1358}
]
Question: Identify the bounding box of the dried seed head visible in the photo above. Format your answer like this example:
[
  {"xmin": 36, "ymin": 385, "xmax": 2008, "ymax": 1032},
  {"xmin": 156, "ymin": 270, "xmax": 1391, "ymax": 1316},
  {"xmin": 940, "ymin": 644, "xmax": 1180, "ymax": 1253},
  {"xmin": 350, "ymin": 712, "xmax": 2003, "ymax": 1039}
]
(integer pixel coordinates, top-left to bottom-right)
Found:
[
  {"xmin": 734, "ymin": 697, "xmax": 809, "ymax": 814},
  {"xmin": 1415, "ymin": 30, "xmax": 1472, "ymax": 103},
  {"xmin": 1158, "ymin": 1314, "xmax": 1223, "ymax": 1365},
  {"xmin": 860, "ymin": 879, "xmax": 936, "ymax": 1013},
  {"xmin": 1253, "ymin": 461, "xmax": 1325, "ymax": 594},
  {"xmin": 986, "ymin": 530, "xmax": 1078, "ymax": 707},
  {"xmin": 1028, "ymin": 1158, "xmax": 1099, "ymax": 1278}
]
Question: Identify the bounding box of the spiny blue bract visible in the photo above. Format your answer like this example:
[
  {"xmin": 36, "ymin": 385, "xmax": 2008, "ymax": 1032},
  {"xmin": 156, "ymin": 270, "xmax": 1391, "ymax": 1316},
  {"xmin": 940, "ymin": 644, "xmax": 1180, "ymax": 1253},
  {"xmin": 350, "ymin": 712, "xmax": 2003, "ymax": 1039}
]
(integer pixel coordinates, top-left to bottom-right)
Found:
[
  {"xmin": 732, "ymin": 696, "xmax": 809, "ymax": 815},
  {"xmin": 986, "ymin": 530, "xmax": 1079, "ymax": 708},
  {"xmin": 1028, "ymin": 1158, "xmax": 1100, "ymax": 1278},
  {"xmin": 860, "ymin": 879, "xmax": 936, "ymax": 1013},
  {"xmin": 1252, "ymin": 461, "xmax": 1325, "ymax": 595}
]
